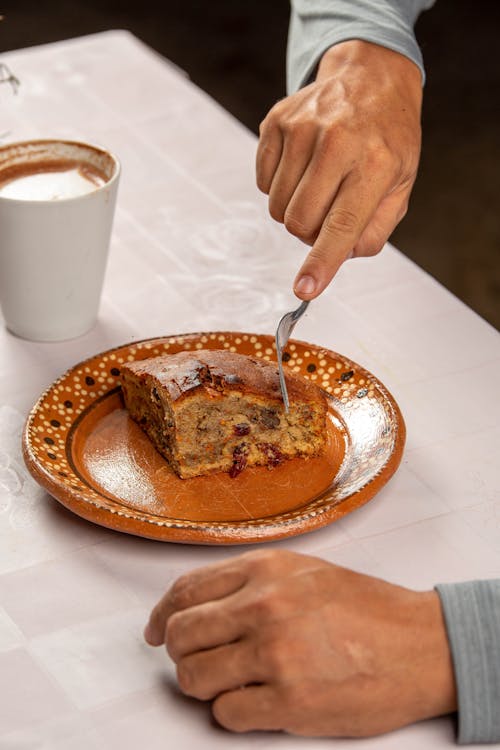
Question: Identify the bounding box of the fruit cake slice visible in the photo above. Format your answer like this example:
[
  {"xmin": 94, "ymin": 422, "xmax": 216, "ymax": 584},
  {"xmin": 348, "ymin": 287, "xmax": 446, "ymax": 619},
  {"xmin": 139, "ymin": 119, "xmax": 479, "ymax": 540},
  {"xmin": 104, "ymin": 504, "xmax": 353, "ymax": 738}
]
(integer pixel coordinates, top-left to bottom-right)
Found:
[{"xmin": 120, "ymin": 348, "xmax": 327, "ymax": 479}]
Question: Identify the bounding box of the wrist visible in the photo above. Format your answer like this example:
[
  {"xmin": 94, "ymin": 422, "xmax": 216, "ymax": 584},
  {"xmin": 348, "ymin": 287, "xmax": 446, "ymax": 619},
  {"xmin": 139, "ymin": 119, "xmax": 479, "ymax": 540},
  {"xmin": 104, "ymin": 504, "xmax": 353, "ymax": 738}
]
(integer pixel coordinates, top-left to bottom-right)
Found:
[
  {"xmin": 412, "ymin": 590, "xmax": 458, "ymax": 720},
  {"xmin": 316, "ymin": 40, "xmax": 423, "ymax": 105}
]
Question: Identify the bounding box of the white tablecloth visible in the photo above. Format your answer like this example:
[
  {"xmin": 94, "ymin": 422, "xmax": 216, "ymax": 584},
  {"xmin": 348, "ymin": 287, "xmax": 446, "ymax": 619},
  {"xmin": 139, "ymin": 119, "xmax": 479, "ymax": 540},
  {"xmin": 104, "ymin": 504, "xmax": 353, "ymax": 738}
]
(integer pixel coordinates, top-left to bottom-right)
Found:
[{"xmin": 0, "ymin": 31, "xmax": 499, "ymax": 749}]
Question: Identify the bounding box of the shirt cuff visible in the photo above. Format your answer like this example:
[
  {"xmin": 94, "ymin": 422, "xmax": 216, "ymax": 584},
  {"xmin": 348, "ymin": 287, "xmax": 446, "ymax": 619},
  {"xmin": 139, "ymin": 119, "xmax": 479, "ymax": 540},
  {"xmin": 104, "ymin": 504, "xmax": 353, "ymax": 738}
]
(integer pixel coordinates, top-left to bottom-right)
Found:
[
  {"xmin": 287, "ymin": 21, "xmax": 425, "ymax": 93},
  {"xmin": 286, "ymin": 0, "xmax": 437, "ymax": 93},
  {"xmin": 435, "ymin": 580, "xmax": 500, "ymax": 745}
]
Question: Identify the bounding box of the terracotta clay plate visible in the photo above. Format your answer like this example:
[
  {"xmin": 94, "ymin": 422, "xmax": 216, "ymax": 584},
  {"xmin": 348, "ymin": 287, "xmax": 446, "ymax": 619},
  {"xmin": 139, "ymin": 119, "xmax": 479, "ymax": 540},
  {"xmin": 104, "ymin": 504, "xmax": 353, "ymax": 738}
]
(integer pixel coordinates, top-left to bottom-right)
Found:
[{"xmin": 23, "ymin": 332, "xmax": 405, "ymax": 544}]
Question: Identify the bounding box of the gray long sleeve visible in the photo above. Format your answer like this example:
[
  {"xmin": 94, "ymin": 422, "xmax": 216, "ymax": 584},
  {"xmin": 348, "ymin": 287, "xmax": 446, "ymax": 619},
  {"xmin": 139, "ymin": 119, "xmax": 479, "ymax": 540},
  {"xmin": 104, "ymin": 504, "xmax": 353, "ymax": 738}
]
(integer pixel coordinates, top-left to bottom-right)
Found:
[
  {"xmin": 287, "ymin": 3, "xmax": 500, "ymax": 744},
  {"xmin": 436, "ymin": 580, "xmax": 500, "ymax": 744},
  {"xmin": 287, "ymin": 0, "xmax": 436, "ymax": 93}
]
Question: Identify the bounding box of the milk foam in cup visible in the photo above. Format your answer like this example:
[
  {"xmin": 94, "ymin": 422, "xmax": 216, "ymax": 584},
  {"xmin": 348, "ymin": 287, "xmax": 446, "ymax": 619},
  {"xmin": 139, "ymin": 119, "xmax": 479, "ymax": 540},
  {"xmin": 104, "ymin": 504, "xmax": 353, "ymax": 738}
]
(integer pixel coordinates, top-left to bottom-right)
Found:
[
  {"xmin": 0, "ymin": 139, "xmax": 120, "ymax": 341},
  {"xmin": 0, "ymin": 165, "xmax": 107, "ymax": 200}
]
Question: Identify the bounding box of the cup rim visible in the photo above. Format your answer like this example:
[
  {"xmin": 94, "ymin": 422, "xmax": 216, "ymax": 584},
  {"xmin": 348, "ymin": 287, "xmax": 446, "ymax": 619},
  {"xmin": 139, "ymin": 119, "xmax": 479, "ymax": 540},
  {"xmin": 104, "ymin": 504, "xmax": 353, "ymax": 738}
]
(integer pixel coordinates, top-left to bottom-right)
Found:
[{"xmin": 0, "ymin": 138, "xmax": 121, "ymax": 204}]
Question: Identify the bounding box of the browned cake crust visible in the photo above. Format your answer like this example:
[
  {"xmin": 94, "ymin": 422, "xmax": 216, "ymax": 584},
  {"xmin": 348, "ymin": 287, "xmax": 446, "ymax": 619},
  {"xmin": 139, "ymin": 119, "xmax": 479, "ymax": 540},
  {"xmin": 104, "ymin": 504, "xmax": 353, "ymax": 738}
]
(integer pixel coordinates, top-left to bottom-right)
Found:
[{"xmin": 120, "ymin": 349, "xmax": 327, "ymax": 479}]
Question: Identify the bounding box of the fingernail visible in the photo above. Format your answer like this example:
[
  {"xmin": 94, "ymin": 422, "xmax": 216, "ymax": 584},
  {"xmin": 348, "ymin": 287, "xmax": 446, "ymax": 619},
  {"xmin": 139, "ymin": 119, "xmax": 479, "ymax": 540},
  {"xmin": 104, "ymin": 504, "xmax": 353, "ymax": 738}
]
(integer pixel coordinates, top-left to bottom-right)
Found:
[{"xmin": 294, "ymin": 275, "xmax": 316, "ymax": 296}]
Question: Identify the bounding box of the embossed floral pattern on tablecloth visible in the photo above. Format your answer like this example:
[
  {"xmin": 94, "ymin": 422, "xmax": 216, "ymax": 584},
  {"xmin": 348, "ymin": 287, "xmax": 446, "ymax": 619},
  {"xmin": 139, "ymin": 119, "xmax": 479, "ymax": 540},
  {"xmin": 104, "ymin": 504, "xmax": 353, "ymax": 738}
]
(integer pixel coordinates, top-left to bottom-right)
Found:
[{"xmin": 0, "ymin": 405, "xmax": 46, "ymax": 529}]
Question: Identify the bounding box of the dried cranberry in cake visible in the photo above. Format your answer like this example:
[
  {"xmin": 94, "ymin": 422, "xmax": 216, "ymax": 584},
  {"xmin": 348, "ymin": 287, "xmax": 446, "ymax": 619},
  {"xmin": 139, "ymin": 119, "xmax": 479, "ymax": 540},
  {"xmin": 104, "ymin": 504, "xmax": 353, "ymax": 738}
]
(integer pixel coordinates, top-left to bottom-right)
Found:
[
  {"xmin": 234, "ymin": 422, "xmax": 251, "ymax": 436},
  {"xmin": 229, "ymin": 443, "xmax": 249, "ymax": 478},
  {"xmin": 258, "ymin": 442, "xmax": 284, "ymax": 468},
  {"xmin": 120, "ymin": 349, "xmax": 327, "ymax": 479}
]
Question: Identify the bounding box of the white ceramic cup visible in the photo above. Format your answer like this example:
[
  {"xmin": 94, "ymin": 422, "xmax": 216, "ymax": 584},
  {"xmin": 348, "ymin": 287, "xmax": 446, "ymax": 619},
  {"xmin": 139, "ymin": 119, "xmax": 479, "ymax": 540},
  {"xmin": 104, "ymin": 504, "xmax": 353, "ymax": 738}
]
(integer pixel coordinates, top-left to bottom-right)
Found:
[{"xmin": 0, "ymin": 139, "xmax": 120, "ymax": 341}]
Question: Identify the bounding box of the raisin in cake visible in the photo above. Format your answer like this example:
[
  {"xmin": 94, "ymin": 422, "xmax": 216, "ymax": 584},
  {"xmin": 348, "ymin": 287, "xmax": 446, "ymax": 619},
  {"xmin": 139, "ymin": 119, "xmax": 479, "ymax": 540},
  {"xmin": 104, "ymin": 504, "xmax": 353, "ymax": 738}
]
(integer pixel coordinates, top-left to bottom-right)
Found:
[{"xmin": 120, "ymin": 349, "xmax": 327, "ymax": 479}]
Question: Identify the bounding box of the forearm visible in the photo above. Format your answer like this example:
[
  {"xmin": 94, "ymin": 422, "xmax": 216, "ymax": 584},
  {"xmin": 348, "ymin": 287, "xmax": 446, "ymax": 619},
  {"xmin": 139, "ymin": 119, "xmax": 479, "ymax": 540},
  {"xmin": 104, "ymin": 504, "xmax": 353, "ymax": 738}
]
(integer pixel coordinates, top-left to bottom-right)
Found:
[
  {"xmin": 436, "ymin": 580, "xmax": 500, "ymax": 745},
  {"xmin": 287, "ymin": 0, "xmax": 436, "ymax": 92}
]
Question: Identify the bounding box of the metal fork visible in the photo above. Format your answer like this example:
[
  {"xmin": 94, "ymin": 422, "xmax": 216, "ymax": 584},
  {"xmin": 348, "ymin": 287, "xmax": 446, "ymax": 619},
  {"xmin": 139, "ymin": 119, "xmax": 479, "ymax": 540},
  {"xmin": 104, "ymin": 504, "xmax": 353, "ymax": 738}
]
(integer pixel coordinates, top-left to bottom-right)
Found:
[{"xmin": 275, "ymin": 300, "xmax": 310, "ymax": 412}]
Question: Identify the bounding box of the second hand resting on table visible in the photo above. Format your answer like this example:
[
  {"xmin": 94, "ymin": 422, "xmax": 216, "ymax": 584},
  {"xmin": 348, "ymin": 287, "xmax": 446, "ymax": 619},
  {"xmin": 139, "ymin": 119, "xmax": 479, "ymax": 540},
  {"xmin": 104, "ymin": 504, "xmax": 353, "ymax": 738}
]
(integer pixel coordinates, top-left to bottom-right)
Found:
[{"xmin": 144, "ymin": 549, "xmax": 456, "ymax": 736}]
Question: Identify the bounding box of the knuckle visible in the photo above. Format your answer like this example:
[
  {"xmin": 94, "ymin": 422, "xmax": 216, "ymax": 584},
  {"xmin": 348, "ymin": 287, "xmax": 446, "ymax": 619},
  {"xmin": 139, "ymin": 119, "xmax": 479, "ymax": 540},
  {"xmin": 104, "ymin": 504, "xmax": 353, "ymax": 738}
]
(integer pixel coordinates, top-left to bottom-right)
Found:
[
  {"xmin": 256, "ymin": 174, "xmax": 267, "ymax": 194},
  {"xmin": 169, "ymin": 574, "xmax": 194, "ymax": 610},
  {"xmin": 257, "ymin": 637, "xmax": 290, "ymax": 679},
  {"xmin": 278, "ymin": 686, "xmax": 314, "ymax": 735},
  {"xmin": 176, "ymin": 660, "xmax": 195, "ymax": 696},
  {"xmin": 259, "ymin": 106, "xmax": 279, "ymax": 133},
  {"xmin": 257, "ymin": 137, "xmax": 279, "ymax": 161},
  {"xmin": 283, "ymin": 116, "xmax": 315, "ymax": 143},
  {"xmin": 258, "ymin": 115, "xmax": 270, "ymax": 136},
  {"xmin": 365, "ymin": 240, "xmax": 385, "ymax": 257},
  {"xmin": 367, "ymin": 241, "xmax": 385, "ymax": 257},
  {"xmin": 256, "ymin": 158, "xmax": 273, "ymax": 193},
  {"xmin": 324, "ymin": 206, "xmax": 359, "ymax": 236},
  {"xmin": 212, "ymin": 695, "xmax": 247, "ymax": 733},
  {"xmin": 165, "ymin": 612, "xmax": 183, "ymax": 657},
  {"xmin": 256, "ymin": 168, "xmax": 270, "ymax": 195},
  {"xmin": 147, "ymin": 603, "xmax": 163, "ymax": 633},
  {"xmin": 241, "ymin": 548, "xmax": 273, "ymax": 570},
  {"xmin": 260, "ymin": 98, "xmax": 288, "ymax": 131},
  {"xmin": 366, "ymin": 141, "xmax": 419, "ymax": 187},
  {"xmin": 365, "ymin": 141, "xmax": 393, "ymax": 171},
  {"xmin": 177, "ymin": 659, "xmax": 213, "ymax": 700},
  {"xmin": 283, "ymin": 211, "xmax": 314, "ymax": 242},
  {"xmin": 268, "ymin": 196, "xmax": 285, "ymax": 224},
  {"xmin": 316, "ymin": 125, "xmax": 342, "ymax": 160},
  {"xmin": 251, "ymin": 589, "xmax": 282, "ymax": 622},
  {"xmin": 242, "ymin": 548, "xmax": 288, "ymax": 575},
  {"xmin": 353, "ymin": 232, "xmax": 385, "ymax": 259},
  {"xmin": 316, "ymin": 120, "xmax": 353, "ymax": 165}
]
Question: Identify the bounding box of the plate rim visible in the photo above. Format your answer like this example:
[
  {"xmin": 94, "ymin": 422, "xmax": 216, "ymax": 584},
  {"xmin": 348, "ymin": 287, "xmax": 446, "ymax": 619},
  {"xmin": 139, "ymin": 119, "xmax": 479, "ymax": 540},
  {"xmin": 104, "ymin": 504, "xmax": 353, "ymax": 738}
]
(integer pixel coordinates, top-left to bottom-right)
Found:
[{"xmin": 22, "ymin": 331, "xmax": 406, "ymax": 544}]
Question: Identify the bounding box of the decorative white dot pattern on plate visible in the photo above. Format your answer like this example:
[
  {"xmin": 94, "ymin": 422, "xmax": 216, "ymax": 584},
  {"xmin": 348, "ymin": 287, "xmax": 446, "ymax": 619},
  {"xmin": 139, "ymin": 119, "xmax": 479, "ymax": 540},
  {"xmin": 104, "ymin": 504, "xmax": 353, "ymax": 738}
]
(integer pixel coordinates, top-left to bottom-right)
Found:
[{"xmin": 23, "ymin": 332, "xmax": 405, "ymax": 544}]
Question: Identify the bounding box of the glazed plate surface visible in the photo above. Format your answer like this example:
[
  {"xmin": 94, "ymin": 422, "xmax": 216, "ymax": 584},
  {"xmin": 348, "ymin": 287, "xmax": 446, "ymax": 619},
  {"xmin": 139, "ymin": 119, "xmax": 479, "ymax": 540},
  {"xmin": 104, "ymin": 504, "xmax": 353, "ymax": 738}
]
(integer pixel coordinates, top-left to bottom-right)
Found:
[{"xmin": 23, "ymin": 332, "xmax": 405, "ymax": 544}]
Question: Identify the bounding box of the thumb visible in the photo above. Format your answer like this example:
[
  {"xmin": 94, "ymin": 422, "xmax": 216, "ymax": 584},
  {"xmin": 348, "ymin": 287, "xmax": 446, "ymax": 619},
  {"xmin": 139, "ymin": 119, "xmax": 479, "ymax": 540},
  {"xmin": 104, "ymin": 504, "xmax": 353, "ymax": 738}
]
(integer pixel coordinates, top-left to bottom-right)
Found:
[{"xmin": 293, "ymin": 176, "xmax": 386, "ymax": 299}]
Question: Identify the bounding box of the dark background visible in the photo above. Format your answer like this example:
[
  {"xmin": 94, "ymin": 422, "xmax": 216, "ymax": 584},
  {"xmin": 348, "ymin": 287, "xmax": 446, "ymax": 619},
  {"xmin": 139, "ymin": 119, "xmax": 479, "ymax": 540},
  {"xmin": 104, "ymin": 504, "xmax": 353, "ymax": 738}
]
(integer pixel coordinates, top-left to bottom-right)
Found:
[{"xmin": 1, "ymin": 1, "xmax": 498, "ymax": 329}]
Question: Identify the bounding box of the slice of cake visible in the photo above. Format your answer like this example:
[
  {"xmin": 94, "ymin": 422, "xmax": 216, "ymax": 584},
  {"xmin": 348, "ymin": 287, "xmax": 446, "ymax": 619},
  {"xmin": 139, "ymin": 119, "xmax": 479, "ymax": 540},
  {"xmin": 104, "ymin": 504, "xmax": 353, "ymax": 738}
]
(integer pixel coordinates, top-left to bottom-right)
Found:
[{"xmin": 120, "ymin": 349, "xmax": 327, "ymax": 479}]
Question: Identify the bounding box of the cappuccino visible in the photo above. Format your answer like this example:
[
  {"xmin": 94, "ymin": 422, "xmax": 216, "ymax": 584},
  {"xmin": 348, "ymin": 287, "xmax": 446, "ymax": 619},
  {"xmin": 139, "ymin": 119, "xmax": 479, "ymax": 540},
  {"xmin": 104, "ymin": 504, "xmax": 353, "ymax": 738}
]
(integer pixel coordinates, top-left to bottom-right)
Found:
[
  {"xmin": 0, "ymin": 162, "xmax": 107, "ymax": 201},
  {"xmin": 0, "ymin": 139, "xmax": 120, "ymax": 341},
  {"xmin": 0, "ymin": 140, "xmax": 116, "ymax": 203}
]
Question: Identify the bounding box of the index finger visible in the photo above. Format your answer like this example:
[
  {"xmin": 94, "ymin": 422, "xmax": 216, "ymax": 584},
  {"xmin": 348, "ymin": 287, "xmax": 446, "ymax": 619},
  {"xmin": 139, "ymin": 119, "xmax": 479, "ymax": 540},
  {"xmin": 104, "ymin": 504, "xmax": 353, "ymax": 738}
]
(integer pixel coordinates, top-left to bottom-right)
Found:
[
  {"xmin": 293, "ymin": 172, "xmax": 388, "ymax": 299},
  {"xmin": 144, "ymin": 558, "xmax": 248, "ymax": 646}
]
